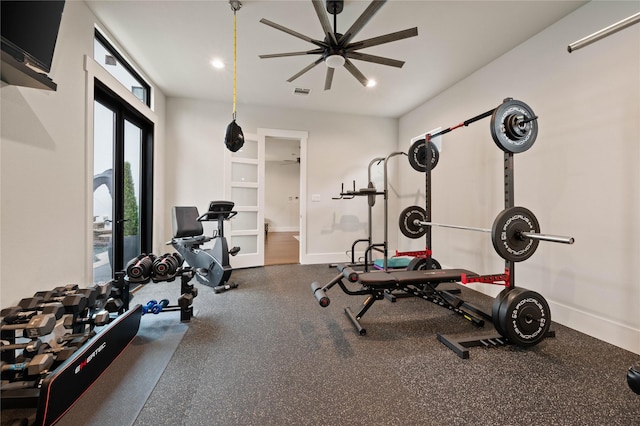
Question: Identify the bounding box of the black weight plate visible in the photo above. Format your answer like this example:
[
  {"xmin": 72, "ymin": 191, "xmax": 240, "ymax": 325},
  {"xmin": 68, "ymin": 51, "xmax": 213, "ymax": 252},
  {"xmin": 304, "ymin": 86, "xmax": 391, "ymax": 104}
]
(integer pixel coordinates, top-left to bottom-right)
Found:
[
  {"xmin": 490, "ymin": 99, "xmax": 538, "ymax": 153},
  {"xmin": 399, "ymin": 206, "xmax": 427, "ymax": 239},
  {"xmin": 408, "ymin": 139, "xmax": 439, "ymax": 172},
  {"xmin": 407, "ymin": 257, "xmax": 441, "ymax": 271},
  {"xmin": 502, "ymin": 288, "xmax": 551, "ymax": 347},
  {"xmin": 492, "ymin": 287, "xmax": 511, "ymax": 337},
  {"xmin": 491, "ymin": 206, "xmax": 540, "ymax": 262}
]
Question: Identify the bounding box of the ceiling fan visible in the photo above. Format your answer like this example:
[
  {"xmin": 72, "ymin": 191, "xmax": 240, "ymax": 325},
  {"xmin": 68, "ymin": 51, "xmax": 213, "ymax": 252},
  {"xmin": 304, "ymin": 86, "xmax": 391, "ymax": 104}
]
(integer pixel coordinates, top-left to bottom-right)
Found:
[{"xmin": 259, "ymin": 0, "xmax": 418, "ymax": 90}]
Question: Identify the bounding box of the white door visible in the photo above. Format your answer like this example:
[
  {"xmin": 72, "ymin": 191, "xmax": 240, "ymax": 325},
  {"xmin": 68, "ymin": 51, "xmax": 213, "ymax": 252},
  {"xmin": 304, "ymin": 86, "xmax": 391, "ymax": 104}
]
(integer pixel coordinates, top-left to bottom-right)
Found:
[{"xmin": 224, "ymin": 133, "xmax": 264, "ymax": 268}]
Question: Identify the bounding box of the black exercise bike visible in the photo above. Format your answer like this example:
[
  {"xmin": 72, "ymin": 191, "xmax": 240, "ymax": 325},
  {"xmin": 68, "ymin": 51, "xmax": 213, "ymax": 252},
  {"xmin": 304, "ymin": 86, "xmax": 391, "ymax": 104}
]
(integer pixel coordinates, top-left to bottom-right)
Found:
[{"xmin": 170, "ymin": 201, "xmax": 240, "ymax": 293}]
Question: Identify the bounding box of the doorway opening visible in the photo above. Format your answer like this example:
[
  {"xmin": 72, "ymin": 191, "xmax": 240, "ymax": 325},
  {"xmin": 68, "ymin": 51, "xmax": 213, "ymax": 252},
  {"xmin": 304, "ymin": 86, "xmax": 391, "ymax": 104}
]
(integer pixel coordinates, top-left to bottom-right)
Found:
[{"xmin": 264, "ymin": 136, "xmax": 301, "ymax": 265}]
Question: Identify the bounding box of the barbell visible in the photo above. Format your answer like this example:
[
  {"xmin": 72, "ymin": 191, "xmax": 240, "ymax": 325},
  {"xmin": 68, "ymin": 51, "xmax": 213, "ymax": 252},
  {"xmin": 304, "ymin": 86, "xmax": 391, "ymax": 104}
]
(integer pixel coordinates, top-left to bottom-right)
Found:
[
  {"xmin": 399, "ymin": 205, "xmax": 574, "ymax": 262},
  {"xmin": 407, "ymin": 98, "xmax": 538, "ymax": 174}
]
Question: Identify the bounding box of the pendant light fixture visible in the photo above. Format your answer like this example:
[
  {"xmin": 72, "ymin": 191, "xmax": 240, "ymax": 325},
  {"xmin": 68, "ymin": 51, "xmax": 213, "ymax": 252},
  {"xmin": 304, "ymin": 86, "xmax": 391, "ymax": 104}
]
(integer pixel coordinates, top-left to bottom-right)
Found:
[{"xmin": 224, "ymin": 0, "xmax": 245, "ymax": 152}]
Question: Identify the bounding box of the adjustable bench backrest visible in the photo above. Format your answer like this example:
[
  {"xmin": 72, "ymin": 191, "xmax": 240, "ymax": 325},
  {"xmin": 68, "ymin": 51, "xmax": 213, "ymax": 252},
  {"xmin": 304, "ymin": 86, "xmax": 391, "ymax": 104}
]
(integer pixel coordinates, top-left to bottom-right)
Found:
[{"xmin": 172, "ymin": 206, "xmax": 203, "ymax": 238}]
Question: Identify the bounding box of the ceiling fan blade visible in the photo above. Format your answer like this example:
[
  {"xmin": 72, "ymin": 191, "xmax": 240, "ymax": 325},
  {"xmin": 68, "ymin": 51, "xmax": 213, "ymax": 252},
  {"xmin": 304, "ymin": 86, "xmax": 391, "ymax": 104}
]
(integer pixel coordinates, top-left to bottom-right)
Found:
[
  {"xmin": 338, "ymin": 0, "xmax": 387, "ymax": 46},
  {"xmin": 343, "ymin": 58, "xmax": 369, "ymax": 87},
  {"xmin": 260, "ymin": 18, "xmax": 327, "ymax": 48},
  {"xmin": 287, "ymin": 57, "xmax": 325, "ymax": 82},
  {"xmin": 260, "ymin": 48, "xmax": 325, "ymax": 59},
  {"xmin": 346, "ymin": 27, "xmax": 418, "ymax": 50},
  {"xmin": 312, "ymin": 0, "xmax": 338, "ymax": 46},
  {"xmin": 346, "ymin": 51, "xmax": 405, "ymax": 68},
  {"xmin": 324, "ymin": 67, "xmax": 335, "ymax": 91}
]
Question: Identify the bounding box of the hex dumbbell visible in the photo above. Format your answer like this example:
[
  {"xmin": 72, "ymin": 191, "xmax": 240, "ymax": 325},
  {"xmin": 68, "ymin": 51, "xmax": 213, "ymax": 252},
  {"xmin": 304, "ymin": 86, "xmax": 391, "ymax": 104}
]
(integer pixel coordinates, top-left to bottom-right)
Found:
[
  {"xmin": 63, "ymin": 310, "xmax": 110, "ymax": 329},
  {"xmin": 1, "ymin": 314, "xmax": 56, "ymax": 339},
  {"xmin": 1, "ymin": 302, "xmax": 65, "ymax": 322},
  {"xmin": 1, "ymin": 353, "xmax": 54, "ymax": 376}
]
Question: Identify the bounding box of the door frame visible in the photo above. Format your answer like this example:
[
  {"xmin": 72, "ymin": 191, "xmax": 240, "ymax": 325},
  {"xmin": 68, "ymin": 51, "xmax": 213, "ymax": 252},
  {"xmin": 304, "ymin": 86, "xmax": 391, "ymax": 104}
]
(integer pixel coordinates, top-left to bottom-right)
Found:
[
  {"xmin": 84, "ymin": 55, "xmax": 158, "ymax": 283},
  {"xmin": 258, "ymin": 128, "xmax": 309, "ymax": 264},
  {"xmin": 93, "ymin": 81, "xmax": 154, "ymax": 276}
]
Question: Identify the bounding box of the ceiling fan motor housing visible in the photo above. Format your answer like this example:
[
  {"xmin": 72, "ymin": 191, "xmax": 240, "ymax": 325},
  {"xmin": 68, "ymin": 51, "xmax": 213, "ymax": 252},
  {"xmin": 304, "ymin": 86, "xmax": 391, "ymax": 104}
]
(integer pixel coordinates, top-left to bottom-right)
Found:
[{"xmin": 326, "ymin": 0, "xmax": 343, "ymax": 15}]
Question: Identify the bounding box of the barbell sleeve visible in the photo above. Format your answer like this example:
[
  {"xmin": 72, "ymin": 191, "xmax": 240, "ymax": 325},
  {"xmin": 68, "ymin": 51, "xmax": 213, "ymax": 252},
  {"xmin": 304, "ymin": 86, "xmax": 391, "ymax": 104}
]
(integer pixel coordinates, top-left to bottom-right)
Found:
[{"xmin": 519, "ymin": 232, "xmax": 574, "ymax": 245}]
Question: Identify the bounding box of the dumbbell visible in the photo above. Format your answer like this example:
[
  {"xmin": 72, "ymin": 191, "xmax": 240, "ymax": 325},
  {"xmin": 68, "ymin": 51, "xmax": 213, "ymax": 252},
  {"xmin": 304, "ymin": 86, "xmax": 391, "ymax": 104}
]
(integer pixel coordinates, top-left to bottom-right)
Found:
[
  {"xmin": 88, "ymin": 281, "xmax": 114, "ymax": 301},
  {"xmin": 19, "ymin": 294, "xmax": 88, "ymax": 315},
  {"xmin": 104, "ymin": 297, "xmax": 124, "ymax": 313},
  {"xmin": 141, "ymin": 300, "xmax": 158, "ymax": 315},
  {"xmin": 1, "ymin": 353, "xmax": 54, "ymax": 376},
  {"xmin": 57, "ymin": 330, "xmax": 96, "ymax": 347},
  {"xmin": 151, "ymin": 299, "xmax": 169, "ymax": 314},
  {"xmin": 1, "ymin": 313, "xmax": 56, "ymax": 339},
  {"xmin": 126, "ymin": 254, "xmax": 156, "ymax": 280},
  {"xmin": 152, "ymin": 253, "xmax": 183, "ymax": 279},
  {"xmin": 1, "ymin": 337, "xmax": 43, "ymax": 354},
  {"xmin": 1, "ymin": 302, "xmax": 65, "ymax": 322},
  {"xmin": 63, "ymin": 310, "xmax": 110, "ymax": 330}
]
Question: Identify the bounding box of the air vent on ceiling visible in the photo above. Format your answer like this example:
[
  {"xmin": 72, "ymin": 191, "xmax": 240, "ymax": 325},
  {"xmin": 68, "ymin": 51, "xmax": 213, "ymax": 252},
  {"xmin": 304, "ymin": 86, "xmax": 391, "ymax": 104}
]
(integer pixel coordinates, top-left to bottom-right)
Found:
[{"xmin": 294, "ymin": 87, "xmax": 311, "ymax": 96}]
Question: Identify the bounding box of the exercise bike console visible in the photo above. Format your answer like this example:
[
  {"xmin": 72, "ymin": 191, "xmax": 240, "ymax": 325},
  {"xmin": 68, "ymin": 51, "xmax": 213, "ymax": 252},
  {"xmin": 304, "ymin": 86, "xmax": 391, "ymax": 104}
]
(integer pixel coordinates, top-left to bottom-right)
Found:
[
  {"xmin": 171, "ymin": 201, "xmax": 240, "ymax": 291},
  {"xmin": 197, "ymin": 200, "xmax": 238, "ymax": 224}
]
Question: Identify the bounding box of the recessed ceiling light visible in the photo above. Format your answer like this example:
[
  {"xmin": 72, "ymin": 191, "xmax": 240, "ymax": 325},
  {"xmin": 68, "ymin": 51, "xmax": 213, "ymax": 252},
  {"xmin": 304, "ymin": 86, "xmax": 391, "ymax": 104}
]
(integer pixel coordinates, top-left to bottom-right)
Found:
[
  {"xmin": 211, "ymin": 59, "xmax": 225, "ymax": 69},
  {"xmin": 366, "ymin": 79, "xmax": 377, "ymax": 88}
]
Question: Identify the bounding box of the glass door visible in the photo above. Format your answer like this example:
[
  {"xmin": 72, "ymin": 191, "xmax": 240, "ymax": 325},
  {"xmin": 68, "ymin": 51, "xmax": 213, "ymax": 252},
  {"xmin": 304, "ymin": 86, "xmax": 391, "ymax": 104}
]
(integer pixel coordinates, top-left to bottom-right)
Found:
[
  {"xmin": 121, "ymin": 119, "xmax": 142, "ymax": 269},
  {"xmin": 92, "ymin": 102, "xmax": 115, "ymax": 283},
  {"xmin": 225, "ymin": 134, "xmax": 264, "ymax": 268},
  {"xmin": 92, "ymin": 82, "xmax": 153, "ymax": 283}
]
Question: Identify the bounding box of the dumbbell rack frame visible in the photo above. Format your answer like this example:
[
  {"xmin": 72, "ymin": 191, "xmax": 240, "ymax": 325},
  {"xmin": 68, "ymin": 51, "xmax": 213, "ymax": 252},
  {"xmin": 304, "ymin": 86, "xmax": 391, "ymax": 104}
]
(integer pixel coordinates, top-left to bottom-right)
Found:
[
  {"xmin": 1, "ymin": 302, "xmax": 142, "ymax": 425},
  {"xmin": 123, "ymin": 266, "xmax": 198, "ymax": 322}
]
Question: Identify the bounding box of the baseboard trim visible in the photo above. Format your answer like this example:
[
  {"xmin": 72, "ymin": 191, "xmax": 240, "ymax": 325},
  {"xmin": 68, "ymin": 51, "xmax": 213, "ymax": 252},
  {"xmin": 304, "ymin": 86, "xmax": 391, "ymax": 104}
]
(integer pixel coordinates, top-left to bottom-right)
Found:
[
  {"xmin": 300, "ymin": 252, "xmax": 361, "ymax": 265},
  {"xmin": 467, "ymin": 281, "xmax": 640, "ymax": 355}
]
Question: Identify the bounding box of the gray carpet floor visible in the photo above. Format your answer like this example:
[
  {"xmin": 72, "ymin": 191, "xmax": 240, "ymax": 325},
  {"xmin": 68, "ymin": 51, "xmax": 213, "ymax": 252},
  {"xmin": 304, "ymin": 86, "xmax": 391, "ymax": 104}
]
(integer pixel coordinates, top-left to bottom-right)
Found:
[
  {"xmin": 130, "ymin": 264, "xmax": 638, "ymax": 426},
  {"xmin": 6, "ymin": 264, "xmax": 638, "ymax": 425}
]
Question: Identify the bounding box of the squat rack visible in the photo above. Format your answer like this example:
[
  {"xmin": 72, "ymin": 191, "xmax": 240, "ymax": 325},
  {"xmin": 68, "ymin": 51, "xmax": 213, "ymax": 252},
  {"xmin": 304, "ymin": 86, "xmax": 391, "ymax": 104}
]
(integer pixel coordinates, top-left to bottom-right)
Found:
[{"xmin": 333, "ymin": 151, "xmax": 406, "ymax": 272}]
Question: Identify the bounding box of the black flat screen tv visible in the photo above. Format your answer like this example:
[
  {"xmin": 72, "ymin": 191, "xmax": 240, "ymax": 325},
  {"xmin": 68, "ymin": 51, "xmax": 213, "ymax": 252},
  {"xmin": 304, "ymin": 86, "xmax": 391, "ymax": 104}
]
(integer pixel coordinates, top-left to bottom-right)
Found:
[{"xmin": 1, "ymin": 0, "xmax": 65, "ymax": 74}]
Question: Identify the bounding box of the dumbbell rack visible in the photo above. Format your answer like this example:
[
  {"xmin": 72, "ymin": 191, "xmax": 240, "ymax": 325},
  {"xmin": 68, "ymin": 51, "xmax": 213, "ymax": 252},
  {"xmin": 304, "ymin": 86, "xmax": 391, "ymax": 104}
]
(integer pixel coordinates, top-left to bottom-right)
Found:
[
  {"xmin": 1, "ymin": 285, "xmax": 142, "ymax": 425},
  {"xmin": 123, "ymin": 265, "xmax": 198, "ymax": 322}
]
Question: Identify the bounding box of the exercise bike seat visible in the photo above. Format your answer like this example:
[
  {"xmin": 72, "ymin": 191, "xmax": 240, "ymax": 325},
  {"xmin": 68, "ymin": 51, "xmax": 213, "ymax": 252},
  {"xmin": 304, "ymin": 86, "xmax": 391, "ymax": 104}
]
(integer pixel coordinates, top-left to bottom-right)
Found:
[{"xmin": 172, "ymin": 206, "xmax": 209, "ymax": 241}]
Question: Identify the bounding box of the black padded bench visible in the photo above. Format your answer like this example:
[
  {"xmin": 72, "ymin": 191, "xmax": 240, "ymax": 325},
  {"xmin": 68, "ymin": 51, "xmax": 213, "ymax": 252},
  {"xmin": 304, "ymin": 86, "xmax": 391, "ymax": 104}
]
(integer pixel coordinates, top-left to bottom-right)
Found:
[
  {"xmin": 311, "ymin": 266, "xmax": 490, "ymax": 336},
  {"xmin": 358, "ymin": 269, "xmax": 479, "ymax": 288}
]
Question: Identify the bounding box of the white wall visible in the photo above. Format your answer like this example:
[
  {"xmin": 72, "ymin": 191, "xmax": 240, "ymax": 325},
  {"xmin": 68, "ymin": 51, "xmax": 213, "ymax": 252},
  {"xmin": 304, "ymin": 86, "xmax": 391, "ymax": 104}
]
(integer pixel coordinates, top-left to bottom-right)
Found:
[
  {"xmin": 164, "ymin": 98, "xmax": 398, "ymax": 263},
  {"xmin": 397, "ymin": 1, "xmax": 640, "ymax": 354},
  {"xmin": 0, "ymin": 1, "xmax": 167, "ymax": 306},
  {"xmin": 265, "ymin": 161, "xmax": 300, "ymax": 232}
]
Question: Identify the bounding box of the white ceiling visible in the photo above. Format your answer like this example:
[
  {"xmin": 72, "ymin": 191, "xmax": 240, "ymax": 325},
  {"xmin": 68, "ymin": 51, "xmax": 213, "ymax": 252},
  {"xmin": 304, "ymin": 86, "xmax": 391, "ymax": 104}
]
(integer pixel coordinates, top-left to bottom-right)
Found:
[{"xmin": 85, "ymin": 0, "xmax": 586, "ymax": 118}]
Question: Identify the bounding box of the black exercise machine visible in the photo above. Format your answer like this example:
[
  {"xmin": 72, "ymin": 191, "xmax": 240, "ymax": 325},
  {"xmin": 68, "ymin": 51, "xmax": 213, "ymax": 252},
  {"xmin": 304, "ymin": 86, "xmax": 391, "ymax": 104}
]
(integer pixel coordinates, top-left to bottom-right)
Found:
[{"xmin": 170, "ymin": 201, "xmax": 240, "ymax": 292}]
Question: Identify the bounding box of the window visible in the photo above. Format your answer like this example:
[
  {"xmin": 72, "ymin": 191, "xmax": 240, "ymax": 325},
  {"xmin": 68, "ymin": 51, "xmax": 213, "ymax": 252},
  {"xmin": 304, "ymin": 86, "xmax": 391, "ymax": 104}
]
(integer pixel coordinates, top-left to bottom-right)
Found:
[
  {"xmin": 93, "ymin": 29, "xmax": 150, "ymax": 106},
  {"xmin": 91, "ymin": 32, "xmax": 154, "ymax": 284}
]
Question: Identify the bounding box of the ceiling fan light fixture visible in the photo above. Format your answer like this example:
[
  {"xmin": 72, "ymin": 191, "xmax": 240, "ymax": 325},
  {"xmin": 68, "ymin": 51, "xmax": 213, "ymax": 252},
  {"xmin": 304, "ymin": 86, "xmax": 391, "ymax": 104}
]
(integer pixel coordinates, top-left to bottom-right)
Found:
[{"xmin": 325, "ymin": 54, "xmax": 345, "ymax": 68}]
